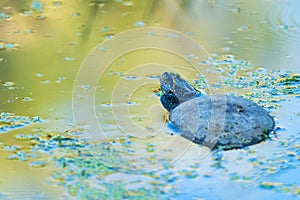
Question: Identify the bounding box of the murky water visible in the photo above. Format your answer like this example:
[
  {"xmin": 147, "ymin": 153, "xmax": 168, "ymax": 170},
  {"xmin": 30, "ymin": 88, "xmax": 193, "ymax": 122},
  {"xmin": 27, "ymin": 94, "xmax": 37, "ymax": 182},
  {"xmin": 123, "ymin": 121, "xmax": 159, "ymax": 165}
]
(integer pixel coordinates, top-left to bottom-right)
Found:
[{"xmin": 0, "ymin": 0, "xmax": 299, "ymax": 199}]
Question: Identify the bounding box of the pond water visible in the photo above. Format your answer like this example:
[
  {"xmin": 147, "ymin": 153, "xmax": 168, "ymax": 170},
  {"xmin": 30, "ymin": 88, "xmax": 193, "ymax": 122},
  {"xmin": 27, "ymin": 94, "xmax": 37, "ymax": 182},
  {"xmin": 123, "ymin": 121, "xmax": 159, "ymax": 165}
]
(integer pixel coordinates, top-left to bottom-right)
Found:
[{"xmin": 0, "ymin": 0, "xmax": 299, "ymax": 199}]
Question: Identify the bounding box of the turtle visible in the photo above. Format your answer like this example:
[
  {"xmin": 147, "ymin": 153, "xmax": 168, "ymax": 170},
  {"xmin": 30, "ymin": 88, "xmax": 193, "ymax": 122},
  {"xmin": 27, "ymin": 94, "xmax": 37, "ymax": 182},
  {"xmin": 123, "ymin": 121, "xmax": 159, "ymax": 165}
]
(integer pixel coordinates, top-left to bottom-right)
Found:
[{"xmin": 160, "ymin": 72, "xmax": 275, "ymax": 150}]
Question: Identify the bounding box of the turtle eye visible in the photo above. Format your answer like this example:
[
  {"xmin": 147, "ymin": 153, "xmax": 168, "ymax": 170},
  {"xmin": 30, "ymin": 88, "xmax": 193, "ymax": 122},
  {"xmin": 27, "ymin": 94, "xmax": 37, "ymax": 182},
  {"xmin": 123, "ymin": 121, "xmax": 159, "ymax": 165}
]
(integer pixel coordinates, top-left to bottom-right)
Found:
[
  {"xmin": 167, "ymin": 90, "xmax": 174, "ymax": 95},
  {"xmin": 234, "ymin": 104, "xmax": 244, "ymax": 112}
]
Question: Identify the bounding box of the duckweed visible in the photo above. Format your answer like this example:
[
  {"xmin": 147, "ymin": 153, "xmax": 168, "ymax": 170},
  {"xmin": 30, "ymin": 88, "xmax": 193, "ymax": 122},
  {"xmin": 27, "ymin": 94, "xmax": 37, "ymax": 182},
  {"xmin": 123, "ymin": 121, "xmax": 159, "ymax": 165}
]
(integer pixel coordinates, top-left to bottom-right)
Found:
[
  {"xmin": 29, "ymin": 160, "xmax": 47, "ymax": 168},
  {"xmin": 278, "ymin": 74, "xmax": 300, "ymax": 85},
  {"xmin": 1, "ymin": 57, "xmax": 299, "ymax": 198},
  {"xmin": 178, "ymin": 169, "xmax": 199, "ymax": 179},
  {"xmin": 7, "ymin": 151, "xmax": 38, "ymax": 161},
  {"xmin": 0, "ymin": 113, "xmax": 41, "ymax": 133},
  {"xmin": 260, "ymin": 181, "xmax": 283, "ymax": 189}
]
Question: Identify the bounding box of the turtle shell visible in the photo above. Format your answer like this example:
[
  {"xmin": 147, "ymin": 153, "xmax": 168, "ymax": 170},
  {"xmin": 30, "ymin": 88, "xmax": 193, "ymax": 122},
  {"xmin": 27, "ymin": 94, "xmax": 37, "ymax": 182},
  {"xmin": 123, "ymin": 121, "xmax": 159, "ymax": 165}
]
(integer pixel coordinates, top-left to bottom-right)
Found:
[{"xmin": 169, "ymin": 95, "xmax": 275, "ymax": 150}]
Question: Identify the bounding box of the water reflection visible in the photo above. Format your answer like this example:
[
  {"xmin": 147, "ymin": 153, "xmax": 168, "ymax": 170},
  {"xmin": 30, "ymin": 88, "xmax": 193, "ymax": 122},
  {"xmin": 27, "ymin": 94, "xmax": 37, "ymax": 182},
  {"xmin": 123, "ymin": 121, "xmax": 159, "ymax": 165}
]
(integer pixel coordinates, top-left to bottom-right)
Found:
[
  {"xmin": 0, "ymin": 0, "xmax": 300, "ymax": 199},
  {"xmin": 257, "ymin": 0, "xmax": 300, "ymax": 42}
]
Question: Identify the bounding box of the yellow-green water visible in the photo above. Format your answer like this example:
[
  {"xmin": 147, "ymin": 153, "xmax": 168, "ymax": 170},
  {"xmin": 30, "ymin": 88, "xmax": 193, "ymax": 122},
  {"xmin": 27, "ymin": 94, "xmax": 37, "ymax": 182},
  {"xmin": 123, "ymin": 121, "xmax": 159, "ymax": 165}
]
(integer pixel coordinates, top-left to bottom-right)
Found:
[{"xmin": 1, "ymin": 0, "xmax": 300, "ymax": 199}]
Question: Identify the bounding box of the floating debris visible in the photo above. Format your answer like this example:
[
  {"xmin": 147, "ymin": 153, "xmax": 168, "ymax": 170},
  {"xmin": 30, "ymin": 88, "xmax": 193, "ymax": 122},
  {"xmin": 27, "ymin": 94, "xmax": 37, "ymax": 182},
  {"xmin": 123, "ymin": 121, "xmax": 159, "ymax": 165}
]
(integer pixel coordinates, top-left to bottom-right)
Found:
[
  {"xmin": 2, "ymin": 81, "xmax": 15, "ymax": 87},
  {"xmin": 41, "ymin": 80, "xmax": 51, "ymax": 85},
  {"xmin": 0, "ymin": 12, "xmax": 11, "ymax": 21},
  {"xmin": 135, "ymin": 21, "xmax": 145, "ymax": 27},
  {"xmin": 2, "ymin": 56, "xmax": 299, "ymax": 198},
  {"xmin": 122, "ymin": 75, "xmax": 140, "ymax": 80},
  {"xmin": 178, "ymin": 169, "xmax": 199, "ymax": 179},
  {"xmin": 36, "ymin": 73, "xmax": 44, "ymax": 77},
  {"xmin": 21, "ymin": 10, "xmax": 33, "ymax": 16},
  {"xmin": 29, "ymin": 160, "xmax": 47, "ymax": 168},
  {"xmin": 64, "ymin": 57, "xmax": 74, "ymax": 61},
  {"xmin": 22, "ymin": 97, "xmax": 33, "ymax": 102},
  {"xmin": 3, "ymin": 145, "xmax": 20, "ymax": 151},
  {"xmin": 102, "ymin": 27, "xmax": 111, "ymax": 32},
  {"xmin": 222, "ymin": 46, "xmax": 230, "ymax": 51},
  {"xmin": 0, "ymin": 112, "xmax": 41, "ymax": 133},
  {"xmin": 146, "ymin": 143, "xmax": 156, "ymax": 153},
  {"xmin": 7, "ymin": 151, "xmax": 38, "ymax": 161},
  {"xmin": 102, "ymin": 102, "xmax": 112, "ymax": 107},
  {"xmin": 19, "ymin": 133, "xmax": 172, "ymax": 199},
  {"xmin": 123, "ymin": 1, "xmax": 134, "ymax": 6},
  {"xmin": 104, "ymin": 34, "xmax": 114, "ymax": 39},
  {"xmin": 278, "ymin": 74, "xmax": 300, "ymax": 85},
  {"xmin": 72, "ymin": 12, "xmax": 80, "ymax": 17},
  {"xmin": 31, "ymin": 1, "xmax": 44, "ymax": 11},
  {"xmin": 98, "ymin": 46, "xmax": 106, "ymax": 51},
  {"xmin": 237, "ymin": 25, "xmax": 248, "ymax": 32},
  {"xmin": 127, "ymin": 101, "xmax": 135, "ymax": 105},
  {"xmin": 56, "ymin": 76, "xmax": 67, "ymax": 83},
  {"xmin": 146, "ymin": 74, "xmax": 160, "ymax": 79},
  {"xmin": 23, "ymin": 29, "xmax": 35, "ymax": 34},
  {"xmin": 4, "ymin": 43, "xmax": 18, "ymax": 49},
  {"xmin": 52, "ymin": 1, "xmax": 63, "ymax": 7},
  {"xmin": 15, "ymin": 133, "xmax": 39, "ymax": 140},
  {"xmin": 260, "ymin": 181, "xmax": 283, "ymax": 189},
  {"xmin": 167, "ymin": 33, "xmax": 178, "ymax": 39}
]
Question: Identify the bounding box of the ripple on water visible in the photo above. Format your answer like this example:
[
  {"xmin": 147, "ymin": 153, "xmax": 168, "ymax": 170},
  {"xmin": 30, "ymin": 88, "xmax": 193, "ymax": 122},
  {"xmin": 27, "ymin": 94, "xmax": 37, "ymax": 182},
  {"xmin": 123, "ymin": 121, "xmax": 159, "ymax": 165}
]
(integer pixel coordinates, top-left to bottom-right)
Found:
[
  {"xmin": 257, "ymin": 0, "xmax": 300, "ymax": 42},
  {"xmin": 2, "ymin": 57, "xmax": 300, "ymax": 198}
]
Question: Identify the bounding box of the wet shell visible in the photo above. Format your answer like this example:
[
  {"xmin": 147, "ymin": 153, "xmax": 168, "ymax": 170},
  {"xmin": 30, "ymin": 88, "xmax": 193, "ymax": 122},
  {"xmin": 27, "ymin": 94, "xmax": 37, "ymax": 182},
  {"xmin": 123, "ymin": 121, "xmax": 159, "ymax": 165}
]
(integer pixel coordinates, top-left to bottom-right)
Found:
[{"xmin": 169, "ymin": 95, "xmax": 275, "ymax": 150}]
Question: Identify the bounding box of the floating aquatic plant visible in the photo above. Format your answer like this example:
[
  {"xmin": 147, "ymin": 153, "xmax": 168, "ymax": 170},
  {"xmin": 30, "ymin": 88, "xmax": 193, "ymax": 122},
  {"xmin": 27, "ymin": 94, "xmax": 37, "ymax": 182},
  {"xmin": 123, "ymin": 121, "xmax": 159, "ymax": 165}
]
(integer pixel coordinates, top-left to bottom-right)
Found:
[
  {"xmin": 0, "ymin": 112, "xmax": 41, "ymax": 133},
  {"xmin": 2, "ymin": 57, "xmax": 299, "ymax": 198}
]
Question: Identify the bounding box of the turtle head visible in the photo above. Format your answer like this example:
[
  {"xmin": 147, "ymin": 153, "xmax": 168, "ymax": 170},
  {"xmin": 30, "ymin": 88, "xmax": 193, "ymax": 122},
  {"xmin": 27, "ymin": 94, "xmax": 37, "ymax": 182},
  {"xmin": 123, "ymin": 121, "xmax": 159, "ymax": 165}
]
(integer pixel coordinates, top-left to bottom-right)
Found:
[{"xmin": 160, "ymin": 72, "xmax": 200, "ymax": 111}]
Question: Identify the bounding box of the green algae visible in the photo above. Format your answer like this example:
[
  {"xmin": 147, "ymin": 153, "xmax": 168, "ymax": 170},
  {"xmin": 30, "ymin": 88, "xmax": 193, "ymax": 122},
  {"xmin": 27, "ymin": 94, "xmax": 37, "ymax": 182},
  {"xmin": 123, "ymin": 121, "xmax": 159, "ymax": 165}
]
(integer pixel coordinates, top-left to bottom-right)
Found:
[
  {"xmin": 278, "ymin": 74, "xmax": 300, "ymax": 85},
  {"xmin": 1, "ymin": 57, "xmax": 299, "ymax": 198},
  {"xmin": 12, "ymin": 133, "xmax": 173, "ymax": 199},
  {"xmin": 0, "ymin": 112, "xmax": 41, "ymax": 133}
]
